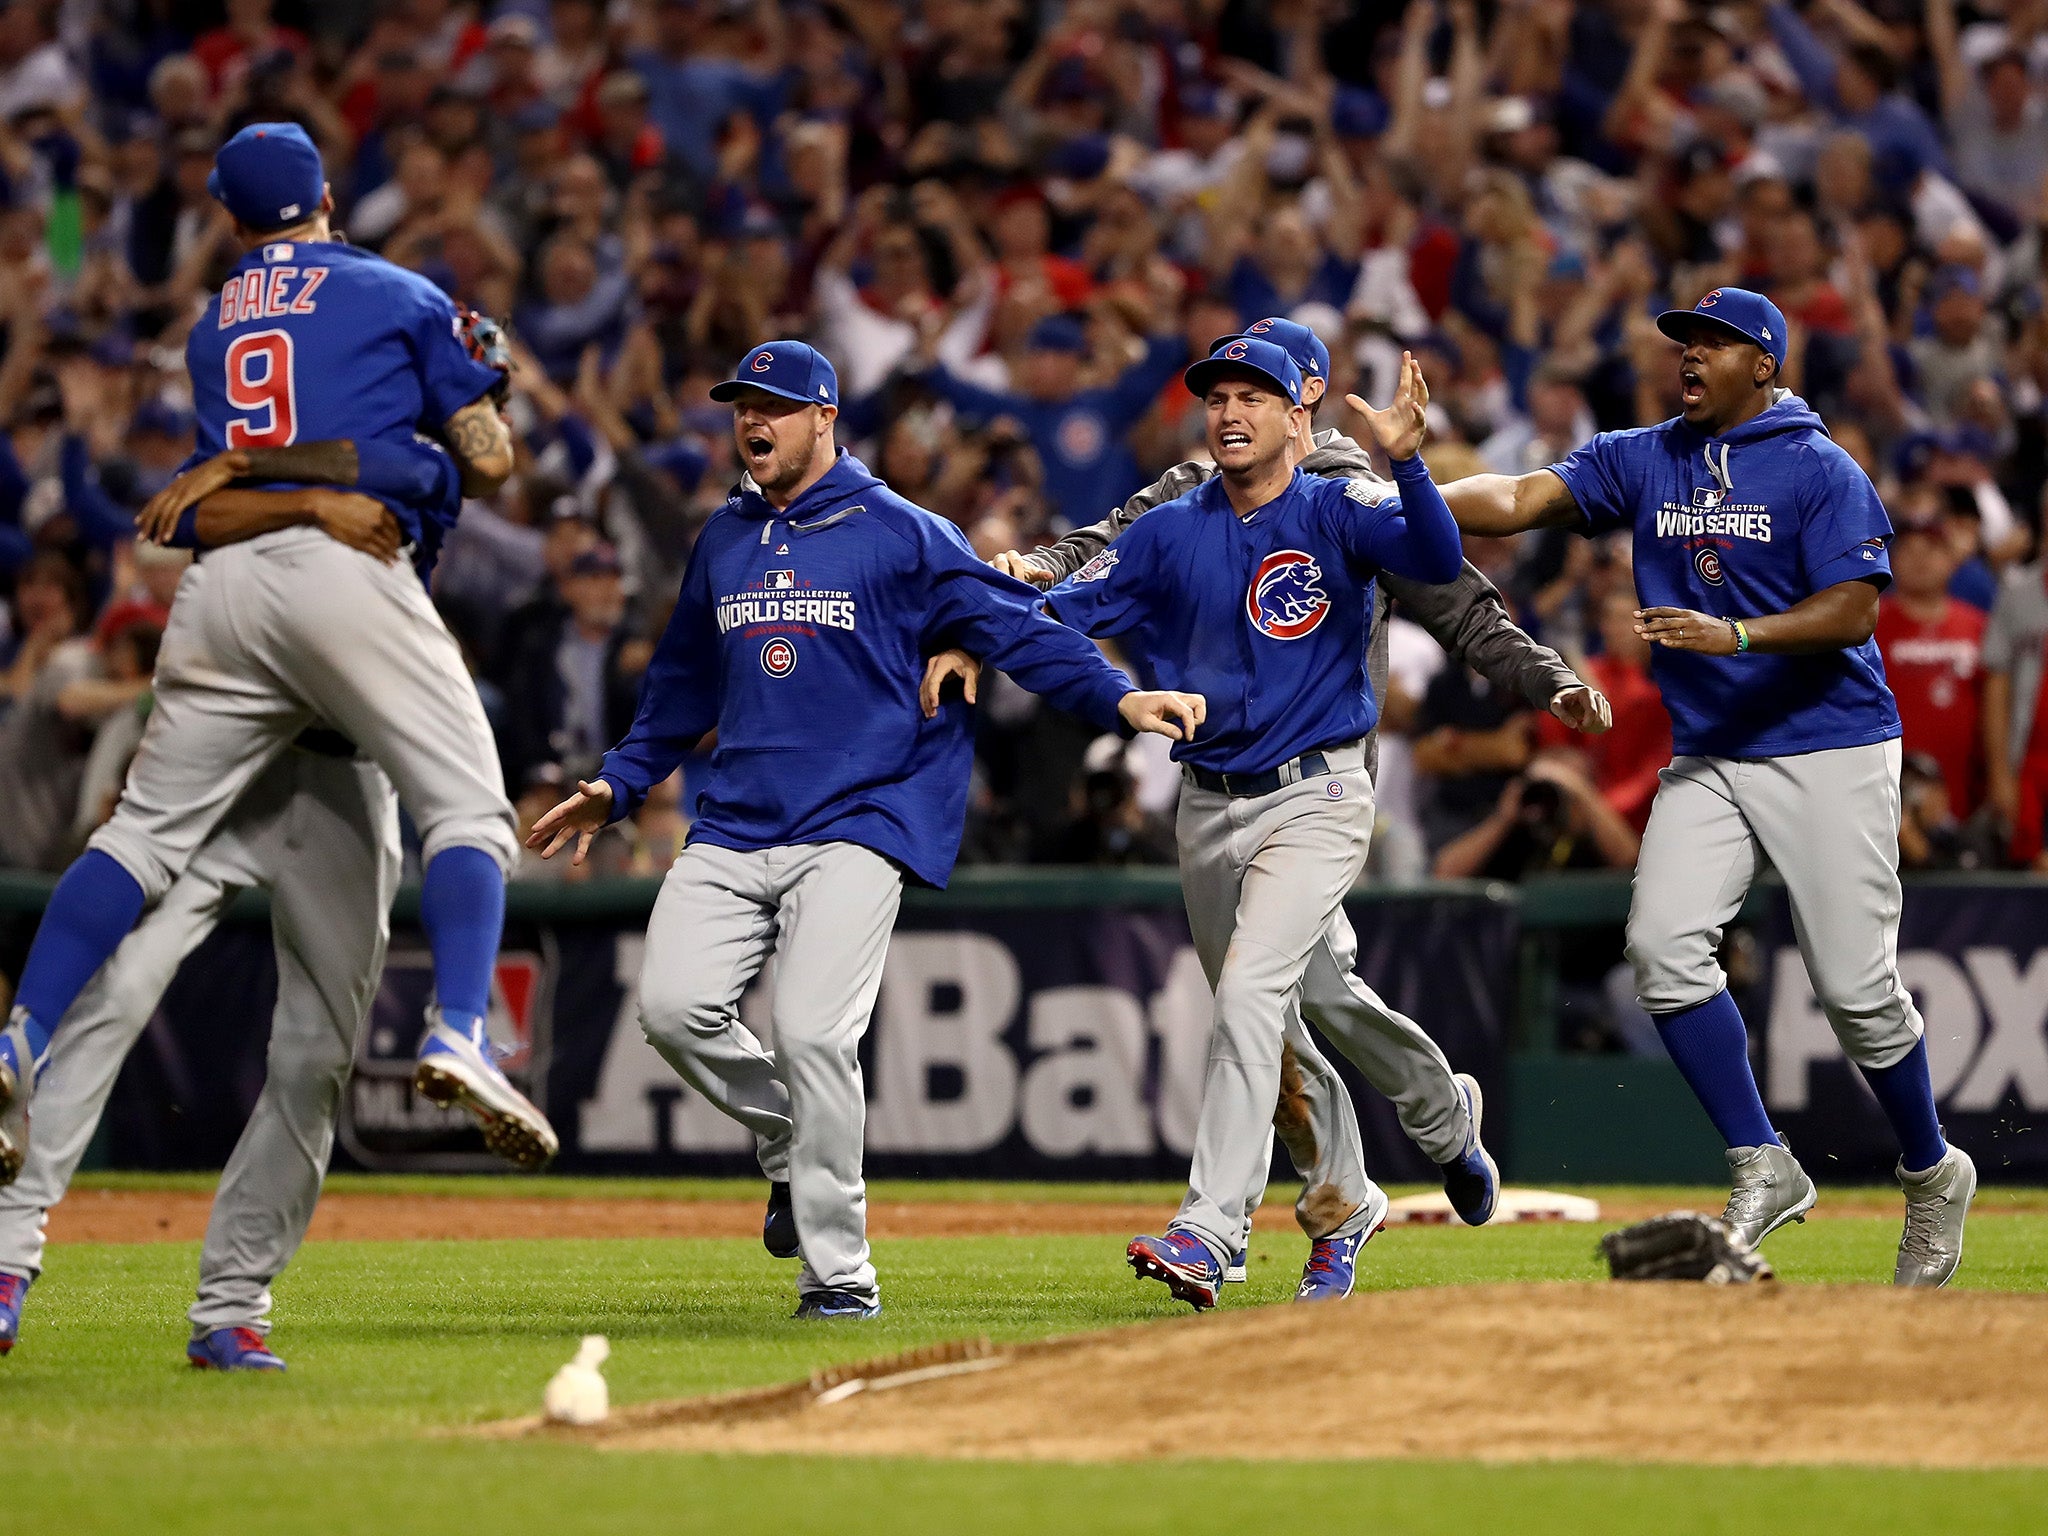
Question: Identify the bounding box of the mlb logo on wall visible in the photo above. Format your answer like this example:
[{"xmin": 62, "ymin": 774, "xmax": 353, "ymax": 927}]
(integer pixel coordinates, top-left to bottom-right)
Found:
[
  {"xmin": 766, "ymin": 569, "xmax": 797, "ymax": 590},
  {"xmin": 1246, "ymin": 550, "xmax": 1331, "ymax": 639},
  {"xmin": 761, "ymin": 636, "xmax": 798, "ymax": 676}
]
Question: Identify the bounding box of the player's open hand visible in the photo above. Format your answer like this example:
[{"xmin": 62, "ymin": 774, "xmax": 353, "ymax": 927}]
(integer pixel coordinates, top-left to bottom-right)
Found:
[
  {"xmin": 308, "ymin": 490, "xmax": 403, "ymax": 564},
  {"xmin": 527, "ymin": 779, "xmax": 616, "ymax": 866},
  {"xmin": 1345, "ymin": 352, "xmax": 1429, "ymax": 464},
  {"xmin": 1635, "ymin": 607, "xmax": 1739, "ymax": 656},
  {"xmin": 136, "ymin": 449, "xmax": 250, "ymax": 544},
  {"xmin": 1548, "ymin": 684, "xmax": 1613, "ymax": 735},
  {"xmin": 920, "ymin": 648, "xmax": 980, "ymax": 718},
  {"xmin": 990, "ymin": 550, "xmax": 1056, "ymax": 587},
  {"xmin": 1119, "ymin": 689, "xmax": 1206, "ymax": 742}
]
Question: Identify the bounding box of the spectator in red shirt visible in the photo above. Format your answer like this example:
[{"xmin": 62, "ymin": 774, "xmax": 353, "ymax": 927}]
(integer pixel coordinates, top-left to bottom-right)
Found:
[
  {"xmin": 191, "ymin": 0, "xmax": 309, "ymax": 100},
  {"xmin": 990, "ymin": 189, "xmax": 1093, "ymax": 312},
  {"xmin": 1874, "ymin": 510, "xmax": 1986, "ymax": 819},
  {"xmin": 1539, "ymin": 585, "xmax": 1671, "ymax": 831}
]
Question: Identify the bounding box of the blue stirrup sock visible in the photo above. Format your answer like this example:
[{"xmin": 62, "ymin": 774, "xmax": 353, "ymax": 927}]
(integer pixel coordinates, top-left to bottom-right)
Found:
[
  {"xmin": 1653, "ymin": 990, "xmax": 1781, "ymax": 1151},
  {"xmin": 418, "ymin": 846, "xmax": 505, "ymax": 1030},
  {"xmin": 1856, "ymin": 1038, "xmax": 1947, "ymax": 1174},
  {"xmin": 12, "ymin": 850, "xmax": 147, "ymax": 1060}
]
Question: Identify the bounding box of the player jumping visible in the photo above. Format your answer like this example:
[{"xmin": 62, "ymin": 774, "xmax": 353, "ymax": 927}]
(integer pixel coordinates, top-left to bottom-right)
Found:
[
  {"xmin": 526, "ymin": 341, "xmax": 1203, "ymax": 1319},
  {"xmin": 0, "ymin": 124, "xmax": 554, "ymax": 1182},
  {"xmin": 1444, "ymin": 287, "xmax": 1974, "ymax": 1285},
  {"xmin": 1046, "ymin": 340, "xmax": 1461, "ymax": 1309}
]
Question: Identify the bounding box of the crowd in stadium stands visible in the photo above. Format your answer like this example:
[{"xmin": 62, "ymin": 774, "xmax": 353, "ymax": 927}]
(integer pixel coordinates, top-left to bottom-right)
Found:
[{"xmin": 0, "ymin": 0, "xmax": 2043, "ymax": 896}]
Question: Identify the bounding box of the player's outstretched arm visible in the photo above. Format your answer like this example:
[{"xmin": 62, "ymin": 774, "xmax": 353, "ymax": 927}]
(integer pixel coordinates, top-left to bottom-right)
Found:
[
  {"xmin": 442, "ymin": 397, "xmax": 515, "ymax": 498},
  {"xmin": 994, "ymin": 461, "xmax": 1209, "ymax": 587},
  {"xmin": 527, "ymin": 779, "xmax": 615, "ymax": 866},
  {"xmin": 1636, "ymin": 577, "xmax": 1882, "ymax": 656},
  {"xmin": 1437, "ymin": 468, "xmax": 1584, "ymax": 537},
  {"xmin": 137, "ymin": 438, "xmax": 453, "ymax": 544},
  {"xmin": 1383, "ymin": 564, "xmax": 1605, "ymax": 730}
]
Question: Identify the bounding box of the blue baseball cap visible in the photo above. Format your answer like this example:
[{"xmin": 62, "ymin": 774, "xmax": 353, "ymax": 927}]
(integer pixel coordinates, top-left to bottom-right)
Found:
[
  {"xmin": 1026, "ymin": 314, "xmax": 1089, "ymax": 353},
  {"xmin": 1208, "ymin": 316, "xmax": 1329, "ymax": 383},
  {"xmin": 709, "ymin": 340, "xmax": 840, "ymax": 408},
  {"xmin": 1655, "ymin": 286, "xmax": 1788, "ymax": 367},
  {"xmin": 207, "ymin": 122, "xmax": 326, "ymax": 232},
  {"xmin": 1184, "ymin": 336, "xmax": 1304, "ymax": 405}
]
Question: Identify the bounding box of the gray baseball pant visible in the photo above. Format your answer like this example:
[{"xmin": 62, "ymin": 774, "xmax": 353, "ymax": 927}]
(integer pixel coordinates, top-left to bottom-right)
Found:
[
  {"xmin": 1627, "ymin": 738, "xmax": 1923, "ymax": 1066},
  {"xmin": 637, "ymin": 840, "xmax": 903, "ymax": 1306},
  {"xmin": 0, "ymin": 748, "xmax": 399, "ymax": 1336},
  {"xmin": 90, "ymin": 527, "xmax": 515, "ymax": 903},
  {"xmin": 1172, "ymin": 749, "xmax": 1383, "ymax": 1263}
]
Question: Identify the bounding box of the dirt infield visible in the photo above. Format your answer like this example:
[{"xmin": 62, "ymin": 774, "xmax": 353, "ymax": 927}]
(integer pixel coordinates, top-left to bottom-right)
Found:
[
  {"xmin": 525, "ymin": 1283, "xmax": 2048, "ymax": 1468},
  {"xmin": 45, "ymin": 1185, "xmax": 2048, "ymax": 1244}
]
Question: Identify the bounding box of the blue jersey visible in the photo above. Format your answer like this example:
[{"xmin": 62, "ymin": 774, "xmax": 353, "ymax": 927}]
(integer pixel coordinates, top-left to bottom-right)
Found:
[
  {"xmin": 595, "ymin": 451, "xmax": 1135, "ymax": 887},
  {"xmin": 1046, "ymin": 461, "xmax": 1463, "ymax": 776},
  {"xmin": 1552, "ymin": 395, "xmax": 1901, "ymax": 759},
  {"xmin": 185, "ymin": 240, "xmax": 502, "ymax": 546}
]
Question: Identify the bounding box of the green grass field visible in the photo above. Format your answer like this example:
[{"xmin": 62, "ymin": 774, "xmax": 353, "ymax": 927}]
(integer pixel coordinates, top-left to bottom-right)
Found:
[{"xmin": 6, "ymin": 1176, "xmax": 2046, "ymax": 1535}]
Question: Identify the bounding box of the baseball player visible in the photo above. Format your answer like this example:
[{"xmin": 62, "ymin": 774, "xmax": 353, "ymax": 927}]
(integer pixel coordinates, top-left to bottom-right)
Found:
[
  {"xmin": 0, "ymin": 459, "xmax": 454, "ymax": 1368},
  {"xmin": 526, "ymin": 341, "xmax": 1204, "ymax": 1318},
  {"xmin": 1444, "ymin": 286, "xmax": 1975, "ymax": 1285},
  {"xmin": 0, "ymin": 124, "xmax": 554, "ymax": 1183},
  {"xmin": 960, "ymin": 316, "xmax": 1609, "ymax": 1278},
  {"xmin": 1045, "ymin": 340, "xmax": 1461, "ymax": 1309}
]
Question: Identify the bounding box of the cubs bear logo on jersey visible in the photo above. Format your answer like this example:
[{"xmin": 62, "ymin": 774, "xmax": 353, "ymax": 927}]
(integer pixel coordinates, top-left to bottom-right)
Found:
[
  {"xmin": 760, "ymin": 637, "xmax": 798, "ymax": 677},
  {"xmin": 1694, "ymin": 547, "xmax": 1725, "ymax": 585},
  {"xmin": 1246, "ymin": 550, "xmax": 1331, "ymax": 639}
]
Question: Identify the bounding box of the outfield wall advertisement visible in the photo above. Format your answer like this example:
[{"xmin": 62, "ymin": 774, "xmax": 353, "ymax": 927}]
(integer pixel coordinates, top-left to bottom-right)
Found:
[{"xmin": 101, "ymin": 892, "xmax": 1515, "ymax": 1183}]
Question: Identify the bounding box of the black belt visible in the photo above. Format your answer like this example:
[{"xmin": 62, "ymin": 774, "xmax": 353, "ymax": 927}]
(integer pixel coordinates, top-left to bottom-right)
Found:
[
  {"xmin": 292, "ymin": 725, "xmax": 360, "ymax": 759},
  {"xmin": 1189, "ymin": 750, "xmax": 1334, "ymax": 798}
]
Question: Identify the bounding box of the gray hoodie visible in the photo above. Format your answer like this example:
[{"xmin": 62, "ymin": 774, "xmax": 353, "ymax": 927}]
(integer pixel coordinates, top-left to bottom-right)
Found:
[{"xmin": 1025, "ymin": 429, "xmax": 1582, "ymax": 773}]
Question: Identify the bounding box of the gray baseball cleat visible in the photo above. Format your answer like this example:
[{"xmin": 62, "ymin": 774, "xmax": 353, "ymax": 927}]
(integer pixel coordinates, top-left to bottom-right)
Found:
[
  {"xmin": 1720, "ymin": 1143, "xmax": 1816, "ymax": 1247},
  {"xmin": 1895, "ymin": 1145, "xmax": 1976, "ymax": 1288}
]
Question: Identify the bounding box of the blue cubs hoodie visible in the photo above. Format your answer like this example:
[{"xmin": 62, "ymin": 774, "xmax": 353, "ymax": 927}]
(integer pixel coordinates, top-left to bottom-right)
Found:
[
  {"xmin": 595, "ymin": 450, "xmax": 1136, "ymax": 886},
  {"xmin": 1553, "ymin": 393, "xmax": 1901, "ymax": 759}
]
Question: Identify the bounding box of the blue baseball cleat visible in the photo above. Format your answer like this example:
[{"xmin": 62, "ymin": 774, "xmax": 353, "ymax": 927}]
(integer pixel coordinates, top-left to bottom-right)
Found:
[
  {"xmin": 0, "ymin": 1011, "xmax": 42, "ymax": 1187},
  {"xmin": 413, "ymin": 1008, "xmax": 559, "ymax": 1171},
  {"xmin": 763, "ymin": 1180, "xmax": 799, "ymax": 1259},
  {"xmin": 793, "ymin": 1289, "xmax": 880, "ymax": 1320},
  {"xmin": 1224, "ymin": 1246, "xmax": 1248, "ymax": 1285},
  {"xmin": 1438, "ymin": 1072, "xmax": 1500, "ymax": 1226},
  {"xmin": 1295, "ymin": 1231, "xmax": 1368, "ymax": 1301},
  {"xmin": 1127, "ymin": 1230, "xmax": 1222, "ymax": 1311},
  {"xmin": 187, "ymin": 1327, "xmax": 287, "ymax": 1372},
  {"xmin": 0, "ymin": 1272, "xmax": 28, "ymax": 1355}
]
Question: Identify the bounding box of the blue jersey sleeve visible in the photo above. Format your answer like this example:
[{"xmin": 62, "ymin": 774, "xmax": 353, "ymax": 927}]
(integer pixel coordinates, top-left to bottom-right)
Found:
[
  {"xmin": 919, "ymin": 516, "xmax": 1133, "ymax": 733},
  {"xmin": 1325, "ymin": 459, "xmax": 1463, "ymax": 584},
  {"xmin": 1550, "ymin": 432, "xmax": 1636, "ymax": 535},
  {"xmin": 1796, "ymin": 442, "xmax": 1894, "ymax": 593},
  {"xmin": 407, "ymin": 283, "xmax": 504, "ymax": 427},
  {"xmin": 1043, "ymin": 524, "xmax": 1157, "ymax": 642},
  {"xmin": 595, "ymin": 540, "xmax": 721, "ymax": 820}
]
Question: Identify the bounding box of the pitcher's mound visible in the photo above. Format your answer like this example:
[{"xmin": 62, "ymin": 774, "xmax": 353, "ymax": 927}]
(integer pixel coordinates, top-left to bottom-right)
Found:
[{"xmin": 525, "ymin": 1283, "xmax": 2048, "ymax": 1467}]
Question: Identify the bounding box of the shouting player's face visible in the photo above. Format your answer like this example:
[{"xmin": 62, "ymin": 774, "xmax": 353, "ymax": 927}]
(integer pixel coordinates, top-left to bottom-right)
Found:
[
  {"xmin": 1676, "ymin": 324, "xmax": 1774, "ymax": 432},
  {"xmin": 1204, "ymin": 376, "xmax": 1303, "ymax": 478},
  {"xmin": 732, "ymin": 392, "xmax": 836, "ymax": 498}
]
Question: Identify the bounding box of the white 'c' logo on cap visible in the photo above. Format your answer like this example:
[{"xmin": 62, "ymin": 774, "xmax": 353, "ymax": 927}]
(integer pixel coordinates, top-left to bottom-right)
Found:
[
  {"xmin": 750, "ymin": 351, "xmax": 773, "ymax": 372},
  {"xmin": 1223, "ymin": 340, "xmax": 1249, "ymax": 360}
]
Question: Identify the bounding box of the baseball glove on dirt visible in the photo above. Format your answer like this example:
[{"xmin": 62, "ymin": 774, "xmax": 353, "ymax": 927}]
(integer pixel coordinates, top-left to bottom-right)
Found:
[
  {"xmin": 461, "ymin": 309, "xmax": 513, "ymax": 402},
  {"xmin": 1598, "ymin": 1212, "xmax": 1775, "ymax": 1284}
]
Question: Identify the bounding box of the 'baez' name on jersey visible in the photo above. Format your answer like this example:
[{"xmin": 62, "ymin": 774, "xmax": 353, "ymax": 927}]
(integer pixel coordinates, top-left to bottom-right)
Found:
[
  {"xmin": 715, "ymin": 582, "xmax": 858, "ymax": 633},
  {"xmin": 1655, "ymin": 503, "xmax": 1772, "ymax": 541}
]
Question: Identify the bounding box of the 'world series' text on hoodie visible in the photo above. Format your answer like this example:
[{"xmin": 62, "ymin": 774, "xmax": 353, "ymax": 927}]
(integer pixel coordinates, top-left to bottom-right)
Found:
[
  {"xmin": 1552, "ymin": 394, "xmax": 1901, "ymax": 759},
  {"xmin": 594, "ymin": 451, "xmax": 1136, "ymax": 886},
  {"xmin": 1045, "ymin": 458, "xmax": 1463, "ymax": 776}
]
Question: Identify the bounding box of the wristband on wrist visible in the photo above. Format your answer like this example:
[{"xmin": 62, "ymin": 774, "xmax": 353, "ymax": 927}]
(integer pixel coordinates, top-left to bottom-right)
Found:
[{"xmin": 1732, "ymin": 618, "xmax": 1751, "ymax": 653}]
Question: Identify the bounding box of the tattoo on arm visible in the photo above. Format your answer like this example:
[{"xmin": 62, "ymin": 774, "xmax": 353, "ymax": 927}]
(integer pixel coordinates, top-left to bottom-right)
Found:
[
  {"xmin": 444, "ymin": 399, "xmax": 513, "ymax": 496},
  {"xmin": 240, "ymin": 441, "xmax": 361, "ymax": 487}
]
